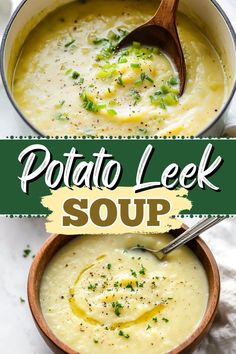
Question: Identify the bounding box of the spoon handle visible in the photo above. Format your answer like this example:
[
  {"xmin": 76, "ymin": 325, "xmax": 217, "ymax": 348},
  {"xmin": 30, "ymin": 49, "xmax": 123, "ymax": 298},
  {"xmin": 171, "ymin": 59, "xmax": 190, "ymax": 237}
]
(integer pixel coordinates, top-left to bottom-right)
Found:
[
  {"xmin": 159, "ymin": 217, "xmax": 227, "ymax": 257},
  {"xmin": 152, "ymin": 0, "xmax": 179, "ymax": 28}
]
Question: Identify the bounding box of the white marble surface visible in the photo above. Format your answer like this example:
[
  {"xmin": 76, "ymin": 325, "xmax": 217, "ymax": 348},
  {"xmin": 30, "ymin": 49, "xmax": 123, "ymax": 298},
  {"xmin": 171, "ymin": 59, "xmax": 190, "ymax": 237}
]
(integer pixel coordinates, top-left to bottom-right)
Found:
[{"xmin": 0, "ymin": 0, "xmax": 236, "ymax": 354}]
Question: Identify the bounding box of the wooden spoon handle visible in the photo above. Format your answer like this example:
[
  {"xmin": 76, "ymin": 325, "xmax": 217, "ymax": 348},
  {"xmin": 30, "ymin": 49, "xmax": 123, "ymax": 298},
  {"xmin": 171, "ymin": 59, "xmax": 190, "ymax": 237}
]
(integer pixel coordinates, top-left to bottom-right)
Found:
[{"xmin": 151, "ymin": 0, "xmax": 179, "ymax": 28}]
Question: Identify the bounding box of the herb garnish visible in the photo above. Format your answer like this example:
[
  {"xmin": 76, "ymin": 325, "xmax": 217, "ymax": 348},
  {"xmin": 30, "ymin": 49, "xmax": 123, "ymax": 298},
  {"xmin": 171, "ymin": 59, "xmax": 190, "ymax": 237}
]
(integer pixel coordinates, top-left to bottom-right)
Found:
[
  {"xmin": 131, "ymin": 63, "xmax": 141, "ymax": 69},
  {"xmin": 136, "ymin": 72, "xmax": 154, "ymax": 85},
  {"xmin": 162, "ymin": 317, "xmax": 169, "ymax": 323},
  {"xmin": 126, "ymin": 283, "xmax": 135, "ymax": 292},
  {"xmin": 88, "ymin": 283, "xmax": 98, "ymax": 291},
  {"xmin": 150, "ymin": 77, "xmax": 179, "ymax": 109},
  {"xmin": 118, "ymin": 330, "xmax": 130, "ymax": 339},
  {"xmin": 55, "ymin": 100, "xmax": 65, "ymax": 109},
  {"xmin": 65, "ymin": 39, "xmax": 76, "ymax": 48},
  {"xmin": 23, "ymin": 245, "xmax": 31, "ymax": 258},
  {"xmin": 130, "ymin": 269, "xmax": 137, "ymax": 278},
  {"xmin": 112, "ymin": 301, "xmax": 123, "ymax": 316},
  {"xmin": 130, "ymin": 89, "xmax": 141, "ymax": 105},
  {"xmin": 72, "ymin": 71, "xmax": 80, "ymax": 79},
  {"xmin": 81, "ymin": 91, "xmax": 106, "ymax": 113},
  {"xmin": 107, "ymin": 109, "xmax": 117, "ymax": 116},
  {"xmin": 139, "ymin": 264, "xmax": 146, "ymax": 275},
  {"xmin": 117, "ymin": 75, "xmax": 125, "ymax": 87},
  {"xmin": 55, "ymin": 112, "xmax": 67, "ymax": 121}
]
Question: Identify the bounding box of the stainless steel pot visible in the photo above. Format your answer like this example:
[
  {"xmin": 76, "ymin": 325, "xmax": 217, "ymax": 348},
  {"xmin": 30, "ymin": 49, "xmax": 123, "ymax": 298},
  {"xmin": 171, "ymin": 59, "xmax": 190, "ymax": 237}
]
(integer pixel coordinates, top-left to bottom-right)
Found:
[{"xmin": 0, "ymin": 0, "xmax": 236, "ymax": 137}]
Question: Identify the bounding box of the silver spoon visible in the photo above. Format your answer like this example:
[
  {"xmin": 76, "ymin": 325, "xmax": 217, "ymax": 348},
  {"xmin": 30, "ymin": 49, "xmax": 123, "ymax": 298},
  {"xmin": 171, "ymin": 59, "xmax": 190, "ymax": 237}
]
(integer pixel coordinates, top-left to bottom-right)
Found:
[{"xmin": 130, "ymin": 217, "xmax": 227, "ymax": 260}]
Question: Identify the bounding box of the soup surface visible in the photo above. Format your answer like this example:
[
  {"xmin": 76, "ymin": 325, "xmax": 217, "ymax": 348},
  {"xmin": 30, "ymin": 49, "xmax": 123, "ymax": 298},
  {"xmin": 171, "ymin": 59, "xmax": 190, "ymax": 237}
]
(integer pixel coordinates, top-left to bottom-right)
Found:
[
  {"xmin": 13, "ymin": 0, "xmax": 226, "ymax": 136},
  {"xmin": 40, "ymin": 234, "xmax": 209, "ymax": 354}
]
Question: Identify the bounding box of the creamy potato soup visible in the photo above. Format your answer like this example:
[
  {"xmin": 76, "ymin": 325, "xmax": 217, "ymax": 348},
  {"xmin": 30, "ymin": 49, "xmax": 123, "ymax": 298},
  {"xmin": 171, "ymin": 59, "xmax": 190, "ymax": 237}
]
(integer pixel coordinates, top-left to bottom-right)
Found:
[
  {"xmin": 13, "ymin": 0, "xmax": 226, "ymax": 136},
  {"xmin": 40, "ymin": 234, "xmax": 209, "ymax": 354}
]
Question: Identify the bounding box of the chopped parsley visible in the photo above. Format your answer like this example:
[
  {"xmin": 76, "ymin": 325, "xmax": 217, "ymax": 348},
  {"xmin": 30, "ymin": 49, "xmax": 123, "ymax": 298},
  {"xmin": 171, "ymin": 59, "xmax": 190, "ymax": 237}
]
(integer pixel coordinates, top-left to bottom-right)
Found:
[
  {"xmin": 20, "ymin": 297, "xmax": 25, "ymax": 303},
  {"xmin": 23, "ymin": 245, "xmax": 31, "ymax": 258},
  {"xmin": 152, "ymin": 317, "xmax": 158, "ymax": 323},
  {"xmin": 126, "ymin": 283, "xmax": 135, "ymax": 292},
  {"xmin": 162, "ymin": 317, "xmax": 169, "ymax": 323},
  {"xmin": 118, "ymin": 330, "xmax": 130, "ymax": 339},
  {"xmin": 139, "ymin": 264, "xmax": 146, "ymax": 276},
  {"xmin": 93, "ymin": 339, "xmax": 99, "ymax": 344},
  {"xmin": 88, "ymin": 283, "xmax": 98, "ymax": 291},
  {"xmin": 72, "ymin": 71, "xmax": 80, "ymax": 79},
  {"xmin": 130, "ymin": 269, "xmax": 137, "ymax": 278},
  {"xmin": 112, "ymin": 301, "xmax": 123, "ymax": 316},
  {"xmin": 107, "ymin": 263, "xmax": 112, "ymax": 270},
  {"xmin": 137, "ymin": 282, "xmax": 144, "ymax": 288}
]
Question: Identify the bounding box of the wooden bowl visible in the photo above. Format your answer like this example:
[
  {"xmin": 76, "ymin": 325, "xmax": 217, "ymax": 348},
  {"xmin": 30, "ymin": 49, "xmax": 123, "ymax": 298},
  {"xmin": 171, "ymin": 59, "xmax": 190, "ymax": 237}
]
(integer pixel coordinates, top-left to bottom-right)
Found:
[{"xmin": 28, "ymin": 227, "xmax": 220, "ymax": 354}]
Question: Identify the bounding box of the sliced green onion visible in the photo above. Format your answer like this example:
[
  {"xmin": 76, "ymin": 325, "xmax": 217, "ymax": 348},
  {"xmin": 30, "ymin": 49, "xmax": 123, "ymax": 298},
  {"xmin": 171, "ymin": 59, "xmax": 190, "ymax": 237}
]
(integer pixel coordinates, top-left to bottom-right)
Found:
[
  {"xmin": 55, "ymin": 112, "xmax": 67, "ymax": 121},
  {"xmin": 164, "ymin": 93, "xmax": 179, "ymax": 106},
  {"xmin": 118, "ymin": 57, "xmax": 128, "ymax": 64},
  {"xmin": 65, "ymin": 68, "xmax": 72, "ymax": 75},
  {"xmin": 160, "ymin": 84, "xmax": 170, "ymax": 94},
  {"xmin": 107, "ymin": 109, "xmax": 117, "ymax": 116},
  {"xmin": 117, "ymin": 76, "xmax": 125, "ymax": 87},
  {"xmin": 80, "ymin": 91, "xmax": 106, "ymax": 113},
  {"xmin": 138, "ymin": 128, "xmax": 148, "ymax": 135},
  {"xmin": 55, "ymin": 100, "xmax": 65, "ymax": 109},
  {"xmin": 93, "ymin": 38, "xmax": 109, "ymax": 45},
  {"xmin": 168, "ymin": 76, "xmax": 178, "ymax": 86},
  {"xmin": 131, "ymin": 63, "xmax": 141, "ymax": 69}
]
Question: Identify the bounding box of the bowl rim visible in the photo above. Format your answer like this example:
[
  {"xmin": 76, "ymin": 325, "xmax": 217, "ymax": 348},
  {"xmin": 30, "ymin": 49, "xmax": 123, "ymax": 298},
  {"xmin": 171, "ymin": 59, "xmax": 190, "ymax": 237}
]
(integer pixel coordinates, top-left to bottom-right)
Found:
[
  {"xmin": 28, "ymin": 230, "xmax": 220, "ymax": 354},
  {"xmin": 0, "ymin": 0, "xmax": 236, "ymax": 138}
]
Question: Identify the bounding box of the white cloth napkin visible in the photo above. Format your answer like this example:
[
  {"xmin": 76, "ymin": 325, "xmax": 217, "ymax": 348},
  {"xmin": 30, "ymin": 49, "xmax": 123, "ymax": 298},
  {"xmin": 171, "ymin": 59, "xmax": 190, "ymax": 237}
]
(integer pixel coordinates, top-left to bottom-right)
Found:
[{"xmin": 194, "ymin": 218, "xmax": 236, "ymax": 354}]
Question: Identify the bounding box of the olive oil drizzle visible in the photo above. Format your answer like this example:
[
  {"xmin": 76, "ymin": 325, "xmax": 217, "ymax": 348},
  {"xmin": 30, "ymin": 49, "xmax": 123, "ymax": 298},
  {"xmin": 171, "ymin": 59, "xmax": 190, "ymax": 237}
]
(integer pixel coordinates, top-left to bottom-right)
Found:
[{"xmin": 69, "ymin": 254, "xmax": 165, "ymax": 329}]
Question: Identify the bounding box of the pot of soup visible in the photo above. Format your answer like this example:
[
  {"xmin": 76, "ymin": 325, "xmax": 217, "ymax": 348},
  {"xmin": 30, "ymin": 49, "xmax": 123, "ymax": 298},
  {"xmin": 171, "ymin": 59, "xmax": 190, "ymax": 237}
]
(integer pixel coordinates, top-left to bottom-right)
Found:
[{"xmin": 0, "ymin": 0, "xmax": 236, "ymax": 137}]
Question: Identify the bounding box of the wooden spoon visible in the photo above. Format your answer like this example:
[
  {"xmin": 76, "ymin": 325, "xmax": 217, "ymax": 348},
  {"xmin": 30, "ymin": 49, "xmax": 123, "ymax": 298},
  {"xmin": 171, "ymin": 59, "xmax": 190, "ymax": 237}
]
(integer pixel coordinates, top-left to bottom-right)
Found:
[{"xmin": 118, "ymin": 0, "xmax": 186, "ymax": 95}]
